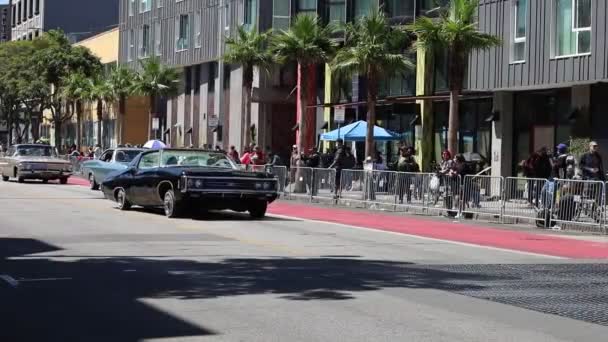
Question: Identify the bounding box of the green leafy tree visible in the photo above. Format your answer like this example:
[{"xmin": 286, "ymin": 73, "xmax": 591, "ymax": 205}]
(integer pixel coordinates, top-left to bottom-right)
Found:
[
  {"xmin": 131, "ymin": 58, "xmax": 181, "ymax": 141},
  {"xmin": 61, "ymin": 72, "xmax": 89, "ymax": 149},
  {"xmin": 86, "ymin": 74, "xmax": 115, "ymax": 148},
  {"xmin": 224, "ymin": 25, "xmax": 273, "ymax": 150},
  {"xmin": 108, "ymin": 66, "xmax": 136, "ymax": 145},
  {"xmin": 272, "ymin": 14, "xmax": 337, "ymax": 155},
  {"xmin": 408, "ymin": 0, "xmax": 501, "ymax": 154},
  {"xmin": 332, "ymin": 10, "xmax": 413, "ymax": 159},
  {"xmin": 32, "ymin": 30, "xmax": 101, "ymax": 150}
]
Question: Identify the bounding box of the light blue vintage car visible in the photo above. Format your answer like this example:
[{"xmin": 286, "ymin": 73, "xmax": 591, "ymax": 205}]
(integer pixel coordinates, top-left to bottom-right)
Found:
[{"xmin": 81, "ymin": 148, "xmax": 145, "ymax": 190}]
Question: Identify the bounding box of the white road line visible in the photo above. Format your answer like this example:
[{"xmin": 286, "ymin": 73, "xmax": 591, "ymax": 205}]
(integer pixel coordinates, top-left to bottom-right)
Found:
[
  {"xmin": 18, "ymin": 277, "xmax": 73, "ymax": 282},
  {"xmin": 0, "ymin": 274, "xmax": 19, "ymax": 287},
  {"xmin": 268, "ymin": 214, "xmax": 566, "ymax": 260}
]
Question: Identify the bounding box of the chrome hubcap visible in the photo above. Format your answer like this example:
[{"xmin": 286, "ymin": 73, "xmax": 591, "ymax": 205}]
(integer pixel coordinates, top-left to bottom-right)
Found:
[{"xmin": 164, "ymin": 195, "xmax": 173, "ymax": 215}]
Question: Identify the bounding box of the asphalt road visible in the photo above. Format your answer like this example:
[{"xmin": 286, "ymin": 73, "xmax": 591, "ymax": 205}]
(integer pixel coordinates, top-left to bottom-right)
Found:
[{"xmin": 2, "ymin": 180, "xmax": 608, "ymax": 342}]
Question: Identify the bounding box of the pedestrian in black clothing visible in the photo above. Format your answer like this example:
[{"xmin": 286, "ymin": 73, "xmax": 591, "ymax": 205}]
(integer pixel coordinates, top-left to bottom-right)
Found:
[
  {"xmin": 329, "ymin": 139, "xmax": 346, "ymax": 198},
  {"xmin": 580, "ymin": 141, "xmax": 605, "ymax": 181},
  {"xmin": 396, "ymin": 147, "xmax": 419, "ymax": 204}
]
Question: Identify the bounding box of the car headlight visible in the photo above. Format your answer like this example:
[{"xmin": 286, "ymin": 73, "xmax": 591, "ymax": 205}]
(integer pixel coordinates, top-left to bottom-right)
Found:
[
  {"xmin": 195, "ymin": 179, "xmax": 203, "ymax": 188},
  {"xmin": 255, "ymin": 182, "xmax": 263, "ymax": 190},
  {"xmin": 18, "ymin": 163, "xmax": 31, "ymax": 170},
  {"xmin": 263, "ymin": 182, "xmax": 271, "ymax": 190},
  {"xmin": 187, "ymin": 179, "xmax": 194, "ymax": 188},
  {"xmin": 65, "ymin": 165, "xmax": 73, "ymax": 172}
]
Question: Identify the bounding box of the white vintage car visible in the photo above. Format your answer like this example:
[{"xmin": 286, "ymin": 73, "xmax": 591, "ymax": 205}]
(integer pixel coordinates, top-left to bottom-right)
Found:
[{"xmin": 0, "ymin": 144, "xmax": 72, "ymax": 184}]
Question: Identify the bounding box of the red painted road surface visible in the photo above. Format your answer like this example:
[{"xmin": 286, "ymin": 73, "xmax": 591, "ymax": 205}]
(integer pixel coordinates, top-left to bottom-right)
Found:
[
  {"xmin": 66, "ymin": 177, "xmax": 608, "ymax": 259},
  {"xmin": 269, "ymin": 202, "xmax": 608, "ymax": 259}
]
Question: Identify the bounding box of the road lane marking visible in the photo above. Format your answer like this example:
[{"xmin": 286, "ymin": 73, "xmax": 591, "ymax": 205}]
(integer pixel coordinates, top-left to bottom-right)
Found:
[
  {"xmin": 18, "ymin": 277, "xmax": 73, "ymax": 282},
  {"xmin": 0, "ymin": 275, "xmax": 19, "ymax": 287},
  {"xmin": 267, "ymin": 214, "xmax": 565, "ymax": 260}
]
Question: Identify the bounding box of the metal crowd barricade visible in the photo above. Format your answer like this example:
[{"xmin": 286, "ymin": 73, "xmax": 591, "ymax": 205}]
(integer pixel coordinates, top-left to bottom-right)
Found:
[
  {"xmin": 311, "ymin": 168, "xmax": 336, "ymax": 202},
  {"xmin": 337, "ymin": 169, "xmax": 366, "ymax": 203},
  {"xmin": 394, "ymin": 172, "xmax": 430, "ymax": 212},
  {"xmin": 425, "ymin": 173, "xmax": 462, "ymax": 217},
  {"xmin": 549, "ymin": 179, "xmax": 605, "ymax": 232},
  {"xmin": 503, "ymin": 177, "xmax": 548, "ymax": 226},
  {"xmin": 461, "ymin": 175, "xmax": 504, "ymax": 220},
  {"xmin": 287, "ymin": 167, "xmax": 313, "ymax": 200}
]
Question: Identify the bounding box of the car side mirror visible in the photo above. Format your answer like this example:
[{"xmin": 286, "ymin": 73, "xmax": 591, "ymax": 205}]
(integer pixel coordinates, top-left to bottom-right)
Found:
[{"xmin": 127, "ymin": 166, "xmax": 137, "ymax": 174}]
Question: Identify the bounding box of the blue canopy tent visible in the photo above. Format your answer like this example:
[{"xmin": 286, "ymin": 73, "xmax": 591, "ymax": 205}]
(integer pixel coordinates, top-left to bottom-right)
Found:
[{"xmin": 320, "ymin": 120, "xmax": 399, "ymax": 141}]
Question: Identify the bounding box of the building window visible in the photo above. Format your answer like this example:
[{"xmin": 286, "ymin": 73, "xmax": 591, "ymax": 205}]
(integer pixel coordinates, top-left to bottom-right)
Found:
[
  {"xmin": 35, "ymin": 0, "xmax": 39, "ymax": 15},
  {"xmin": 512, "ymin": 0, "xmax": 527, "ymax": 62},
  {"xmin": 129, "ymin": 0, "xmax": 136, "ymax": 16},
  {"xmin": 554, "ymin": 0, "xmax": 591, "ymax": 57},
  {"xmin": 273, "ymin": 0, "xmax": 291, "ymax": 30},
  {"xmin": 28, "ymin": 0, "xmax": 33, "ymax": 18},
  {"xmin": 154, "ymin": 21, "xmax": 162, "ymax": 56},
  {"xmin": 139, "ymin": 24, "xmax": 150, "ymax": 58},
  {"xmin": 354, "ymin": 0, "xmax": 376, "ymax": 19},
  {"xmin": 11, "ymin": 5, "xmax": 15, "ymax": 27},
  {"xmin": 297, "ymin": 0, "xmax": 316, "ymax": 16},
  {"xmin": 175, "ymin": 14, "xmax": 190, "ymax": 51},
  {"xmin": 194, "ymin": 10, "xmax": 201, "ymax": 48},
  {"xmin": 385, "ymin": 0, "xmax": 415, "ymax": 18},
  {"xmin": 328, "ymin": 0, "xmax": 346, "ymax": 25},
  {"xmin": 244, "ymin": 0, "xmax": 258, "ymax": 30},
  {"xmin": 128, "ymin": 29, "xmax": 135, "ymax": 61},
  {"xmin": 158, "ymin": 0, "xmax": 163, "ymax": 8},
  {"xmin": 17, "ymin": 1, "xmax": 21, "ymax": 24},
  {"xmin": 140, "ymin": 0, "xmax": 151, "ymax": 13}
]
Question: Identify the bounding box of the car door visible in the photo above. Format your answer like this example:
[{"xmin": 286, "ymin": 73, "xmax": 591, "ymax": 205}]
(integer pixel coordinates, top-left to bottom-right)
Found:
[
  {"xmin": 94, "ymin": 150, "xmax": 115, "ymax": 181},
  {"xmin": 129, "ymin": 151, "xmax": 161, "ymax": 206}
]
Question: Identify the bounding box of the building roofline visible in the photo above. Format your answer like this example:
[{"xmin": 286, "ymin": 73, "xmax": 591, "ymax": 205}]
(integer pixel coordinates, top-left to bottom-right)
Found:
[{"xmin": 72, "ymin": 26, "xmax": 118, "ymax": 45}]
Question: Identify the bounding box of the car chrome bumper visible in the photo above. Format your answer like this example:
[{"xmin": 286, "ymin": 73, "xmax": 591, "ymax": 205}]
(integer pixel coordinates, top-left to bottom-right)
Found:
[{"xmin": 17, "ymin": 170, "xmax": 72, "ymax": 179}]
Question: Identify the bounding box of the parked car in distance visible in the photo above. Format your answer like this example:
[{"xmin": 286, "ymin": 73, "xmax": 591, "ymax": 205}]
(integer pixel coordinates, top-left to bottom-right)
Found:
[
  {"xmin": 101, "ymin": 149, "xmax": 279, "ymax": 218},
  {"xmin": 0, "ymin": 144, "xmax": 72, "ymax": 184},
  {"xmin": 81, "ymin": 148, "xmax": 145, "ymax": 190}
]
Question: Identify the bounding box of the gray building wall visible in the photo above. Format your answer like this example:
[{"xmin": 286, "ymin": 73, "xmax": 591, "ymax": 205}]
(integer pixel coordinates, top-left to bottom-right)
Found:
[
  {"xmin": 0, "ymin": 5, "xmax": 10, "ymax": 42},
  {"xmin": 468, "ymin": 0, "xmax": 608, "ymax": 91},
  {"xmin": 11, "ymin": 0, "xmax": 119, "ymax": 41}
]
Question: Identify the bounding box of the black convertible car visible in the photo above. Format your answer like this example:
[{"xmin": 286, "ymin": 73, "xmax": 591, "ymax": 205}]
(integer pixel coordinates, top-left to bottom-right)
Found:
[{"xmin": 101, "ymin": 149, "xmax": 278, "ymax": 218}]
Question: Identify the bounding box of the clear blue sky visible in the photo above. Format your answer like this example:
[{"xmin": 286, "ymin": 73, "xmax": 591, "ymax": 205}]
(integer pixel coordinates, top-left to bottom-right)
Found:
[{"xmin": 0, "ymin": 1, "xmax": 8, "ymax": 4}]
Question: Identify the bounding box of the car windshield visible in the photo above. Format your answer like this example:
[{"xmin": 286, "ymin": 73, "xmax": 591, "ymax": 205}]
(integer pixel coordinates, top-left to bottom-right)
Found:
[
  {"xmin": 15, "ymin": 146, "xmax": 57, "ymax": 157},
  {"xmin": 115, "ymin": 150, "xmax": 144, "ymax": 163},
  {"xmin": 160, "ymin": 150, "xmax": 236, "ymax": 169}
]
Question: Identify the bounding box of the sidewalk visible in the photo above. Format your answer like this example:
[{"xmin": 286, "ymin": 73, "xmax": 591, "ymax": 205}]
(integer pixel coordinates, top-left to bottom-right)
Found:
[{"xmin": 269, "ymin": 201, "xmax": 608, "ymax": 259}]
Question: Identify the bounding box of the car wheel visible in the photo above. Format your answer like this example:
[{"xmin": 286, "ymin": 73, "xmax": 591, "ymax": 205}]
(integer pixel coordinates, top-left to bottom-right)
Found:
[
  {"xmin": 163, "ymin": 190, "xmax": 183, "ymax": 218},
  {"xmin": 17, "ymin": 177, "xmax": 25, "ymax": 183},
  {"xmin": 42, "ymin": 179, "xmax": 49, "ymax": 184},
  {"xmin": 116, "ymin": 188, "xmax": 131, "ymax": 210},
  {"xmin": 59, "ymin": 177, "xmax": 68, "ymax": 185},
  {"xmin": 248, "ymin": 200, "xmax": 268, "ymax": 219},
  {"xmin": 89, "ymin": 174, "xmax": 99, "ymax": 190},
  {"xmin": 1, "ymin": 175, "xmax": 8, "ymax": 182}
]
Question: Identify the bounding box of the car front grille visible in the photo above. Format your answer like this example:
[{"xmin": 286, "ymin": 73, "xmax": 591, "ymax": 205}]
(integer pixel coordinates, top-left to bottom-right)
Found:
[{"xmin": 202, "ymin": 179, "xmax": 260, "ymax": 191}]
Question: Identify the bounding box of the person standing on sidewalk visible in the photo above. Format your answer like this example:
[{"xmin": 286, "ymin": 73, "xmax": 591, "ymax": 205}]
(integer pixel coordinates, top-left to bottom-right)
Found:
[
  {"xmin": 396, "ymin": 147, "xmax": 420, "ymax": 204},
  {"xmin": 580, "ymin": 141, "xmax": 605, "ymax": 181},
  {"xmin": 329, "ymin": 139, "xmax": 346, "ymax": 199},
  {"xmin": 228, "ymin": 145, "xmax": 240, "ymax": 162}
]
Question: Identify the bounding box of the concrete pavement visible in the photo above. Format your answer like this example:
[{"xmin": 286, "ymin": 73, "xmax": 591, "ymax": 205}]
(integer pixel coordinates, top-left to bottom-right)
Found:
[{"xmin": 1, "ymin": 180, "xmax": 608, "ymax": 341}]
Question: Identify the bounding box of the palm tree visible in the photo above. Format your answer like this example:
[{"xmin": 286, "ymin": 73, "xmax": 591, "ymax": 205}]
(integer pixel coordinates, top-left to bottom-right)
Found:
[
  {"xmin": 61, "ymin": 72, "xmax": 89, "ymax": 150},
  {"xmin": 224, "ymin": 25, "xmax": 273, "ymax": 150},
  {"xmin": 108, "ymin": 65, "xmax": 135, "ymax": 145},
  {"xmin": 408, "ymin": 0, "xmax": 500, "ymax": 154},
  {"xmin": 332, "ymin": 10, "xmax": 413, "ymax": 159},
  {"xmin": 272, "ymin": 14, "xmax": 337, "ymax": 155},
  {"xmin": 86, "ymin": 75, "xmax": 114, "ymax": 148},
  {"xmin": 131, "ymin": 58, "xmax": 181, "ymax": 141}
]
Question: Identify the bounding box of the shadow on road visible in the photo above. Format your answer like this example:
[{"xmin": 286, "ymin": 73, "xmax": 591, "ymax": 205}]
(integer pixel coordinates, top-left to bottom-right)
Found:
[
  {"xmin": 129, "ymin": 207, "xmax": 298, "ymax": 221},
  {"xmin": 0, "ymin": 237, "xmax": 507, "ymax": 342}
]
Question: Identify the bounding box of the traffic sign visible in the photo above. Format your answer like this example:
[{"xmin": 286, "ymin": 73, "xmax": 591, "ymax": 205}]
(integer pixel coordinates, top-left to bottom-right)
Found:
[{"xmin": 334, "ymin": 106, "xmax": 345, "ymax": 123}]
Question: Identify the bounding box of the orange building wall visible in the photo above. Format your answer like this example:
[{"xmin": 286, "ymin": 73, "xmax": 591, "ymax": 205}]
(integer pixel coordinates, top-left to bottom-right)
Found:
[{"xmin": 123, "ymin": 96, "xmax": 151, "ymax": 145}]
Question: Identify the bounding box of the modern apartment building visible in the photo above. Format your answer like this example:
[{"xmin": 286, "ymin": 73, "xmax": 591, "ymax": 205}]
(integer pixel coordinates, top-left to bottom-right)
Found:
[
  {"xmin": 0, "ymin": 4, "xmax": 10, "ymax": 42},
  {"xmin": 468, "ymin": 0, "xmax": 608, "ymax": 176},
  {"xmin": 11, "ymin": 0, "xmax": 120, "ymax": 42},
  {"xmin": 119, "ymin": 0, "xmax": 443, "ymax": 162}
]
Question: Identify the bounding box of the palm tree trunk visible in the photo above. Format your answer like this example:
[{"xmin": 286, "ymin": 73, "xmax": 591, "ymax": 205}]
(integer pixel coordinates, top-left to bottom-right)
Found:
[
  {"xmin": 97, "ymin": 99, "xmax": 103, "ymax": 148},
  {"xmin": 148, "ymin": 94, "xmax": 155, "ymax": 141},
  {"xmin": 242, "ymin": 82, "xmax": 252, "ymax": 150},
  {"xmin": 365, "ymin": 75, "xmax": 377, "ymax": 160},
  {"xmin": 447, "ymin": 88, "xmax": 460, "ymax": 154},
  {"xmin": 75, "ymin": 101, "xmax": 82, "ymax": 151},
  {"xmin": 54, "ymin": 119, "xmax": 62, "ymax": 151},
  {"xmin": 118, "ymin": 95, "xmax": 126, "ymax": 145},
  {"xmin": 294, "ymin": 64, "xmax": 309, "ymax": 194}
]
